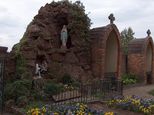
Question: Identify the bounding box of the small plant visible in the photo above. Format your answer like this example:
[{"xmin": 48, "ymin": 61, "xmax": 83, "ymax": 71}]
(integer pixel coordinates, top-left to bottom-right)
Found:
[
  {"xmin": 148, "ymin": 89, "xmax": 154, "ymax": 96},
  {"xmin": 61, "ymin": 73, "xmax": 74, "ymax": 85},
  {"xmin": 30, "ymin": 90, "xmax": 44, "ymax": 101},
  {"xmin": 122, "ymin": 73, "xmax": 138, "ymax": 85},
  {"xmin": 63, "ymin": 84, "xmax": 74, "ymax": 91},
  {"xmin": 16, "ymin": 96, "xmax": 28, "ymax": 107},
  {"xmin": 43, "ymin": 82, "xmax": 63, "ymax": 95}
]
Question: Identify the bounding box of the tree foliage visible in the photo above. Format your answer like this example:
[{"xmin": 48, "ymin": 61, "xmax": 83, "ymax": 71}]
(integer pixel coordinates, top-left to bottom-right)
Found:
[{"xmin": 121, "ymin": 27, "xmax": 135, "ymax": 54}]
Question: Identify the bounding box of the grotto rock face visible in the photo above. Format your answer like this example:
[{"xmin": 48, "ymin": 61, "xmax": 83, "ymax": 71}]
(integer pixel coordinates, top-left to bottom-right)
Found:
[{"xmin": 11, "ymin": 1, "xmax": 92, "ymax": 82}]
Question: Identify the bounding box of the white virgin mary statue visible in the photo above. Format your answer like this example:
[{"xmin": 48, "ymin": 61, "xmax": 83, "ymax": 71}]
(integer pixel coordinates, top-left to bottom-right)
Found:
[{"xmin": 60, "ymin": 25, "xmax": 68, "ymax": 48}]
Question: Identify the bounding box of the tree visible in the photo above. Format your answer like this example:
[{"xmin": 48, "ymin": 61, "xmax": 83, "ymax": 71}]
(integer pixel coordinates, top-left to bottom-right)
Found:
[{"xmin": 121, "ymin": 27, "xmax": 135, "ymax": 54}]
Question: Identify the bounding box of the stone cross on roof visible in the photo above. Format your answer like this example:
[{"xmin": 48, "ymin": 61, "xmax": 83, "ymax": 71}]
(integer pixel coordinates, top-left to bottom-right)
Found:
[
  {"xmin": 108, "ymin": 13, "xmax": 115, "ymax": 24},
  {"xmin": 147, "ymin": 29, "xmax": 151, "ymax": 36}
]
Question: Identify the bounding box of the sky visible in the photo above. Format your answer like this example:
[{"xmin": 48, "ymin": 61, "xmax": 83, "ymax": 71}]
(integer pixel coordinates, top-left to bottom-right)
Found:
[{"xmin": 0, "ymin": 0, "xmax": 154, "ymax": 51}]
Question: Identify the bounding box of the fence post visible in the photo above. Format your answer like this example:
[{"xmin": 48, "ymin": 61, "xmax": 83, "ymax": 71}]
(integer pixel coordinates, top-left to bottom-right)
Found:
[
  {"xmin": 0, "ymin": 57, "xmax": 5, "ymax": 114},
  {"xmin": 121, "ymin": 80, "xmax": 123, "ymax": 96},
  {"xmin": 80, "ymin": 83, "xmax": 82, "ymax": 103}
]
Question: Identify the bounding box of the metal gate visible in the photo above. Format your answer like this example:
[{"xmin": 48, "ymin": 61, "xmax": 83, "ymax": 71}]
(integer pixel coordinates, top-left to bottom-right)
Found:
[
  {"xmin": 0, "ymin": 58, "xmax": 5, "ymax": 113},
  {"xmin": 52, "ymin": 80, "xmax": 123, "ymax": 105}
]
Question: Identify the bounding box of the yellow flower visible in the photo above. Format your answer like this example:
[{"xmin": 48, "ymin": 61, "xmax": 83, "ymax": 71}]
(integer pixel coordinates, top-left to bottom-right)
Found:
[
  {"xmin": 32, "ymin": 108, "xmax": 40, "ymax": 115},
  {"xmin": 31, "ymin": 108, "xmax": 35, "ymax": 113},
  {"xmin": 42, "ymin": 106, "xmax": 46, "ymax": 113},
  {"xmin": 105, "ymin": 112, "xmax": 114, "ymax": 115},
  {"xmin": 54, "ymin": 112, "xmax": 59, "ymax": 115}
]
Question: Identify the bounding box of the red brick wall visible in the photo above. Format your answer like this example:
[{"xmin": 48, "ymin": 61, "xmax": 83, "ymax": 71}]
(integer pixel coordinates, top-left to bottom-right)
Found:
[
  {"xmin": 128, "ymin": 37, "xmax": 154, "ymax": 84},
  {"xmin": 91, "ymin": 39, "xmax": 105, "ymax": 78},
  {"xmin": 121, "ymin": 53, "xmax": 126, "ymax": 75},
  {"xmin": 90, "ymin": 24, "xmax": 121, "ymax": 79},
  {"xmin": 128, "ymin": 54, "xmax": 145, "ymax": 81}
]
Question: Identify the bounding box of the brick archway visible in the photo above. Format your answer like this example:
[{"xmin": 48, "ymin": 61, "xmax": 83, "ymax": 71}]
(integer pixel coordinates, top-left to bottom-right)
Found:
[
  {"xmin": 145, "ymin": 38, "xmax": 153, "ymax": 84},
  {"xmin": 104, "ymin": 30, "xmax": 120, "ymax": 79},
  {"xmin": 128, "ymin": 37, "xmax": 154, "ymax": 84},
  {"xmin": 90, "ymin": 24, "xmax": 121, "ymax": 79}
]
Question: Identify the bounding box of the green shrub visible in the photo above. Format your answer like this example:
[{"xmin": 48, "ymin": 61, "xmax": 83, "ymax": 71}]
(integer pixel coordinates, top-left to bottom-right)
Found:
[
  {"xmin": 4, "ymin": 79, "xmax": 32, "ymax": 101},
  {"xmin": 16, "ymin": 96, "xmax": 28, "ymax": 107},
  {"xmin": 61, "ymin": 73, "xmax": 74, "ymax": 85},
  {"xmin": 72, "ymin": 81, "xmax": 80, "ymax": 87},
  {"xmin": 15, "ymin": 52, "xmax": 30, "ymax": 79},
  {"xmin": 30, "ymin": 90, "xmax": 44, "ymax": 101},
  {"xmin": 43, "ymin": 82, "xmax": 63, "ymax": 95},
  {"xmin": 122, "ymin": 73, "xmax": 138, "ymax": 85}
]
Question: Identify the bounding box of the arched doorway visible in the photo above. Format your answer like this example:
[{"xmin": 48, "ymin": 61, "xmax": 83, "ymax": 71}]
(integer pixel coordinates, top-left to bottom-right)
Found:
[
  {"xmin": 146, "ymin": 42, "xmax": 153, "ymax": 84},
  {"xmin": 104, "ymin": 30, "xmax": 119, "ymax": 79}
]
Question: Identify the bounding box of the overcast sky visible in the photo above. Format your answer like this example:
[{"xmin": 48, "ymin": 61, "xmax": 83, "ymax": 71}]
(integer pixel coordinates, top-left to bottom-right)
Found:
[{"xmin": 0, "ymin": 0, "xmax": 154, "ymax": 51}]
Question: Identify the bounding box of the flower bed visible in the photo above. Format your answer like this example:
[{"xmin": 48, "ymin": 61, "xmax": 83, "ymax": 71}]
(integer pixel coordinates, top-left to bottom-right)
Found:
[
  {"xmin": 108, "ymin": 95, "xmax": 154, "ymax": 115},
  {"xmin": 27, "ymin": 103, "xmax": 115, "ymax": 115}
]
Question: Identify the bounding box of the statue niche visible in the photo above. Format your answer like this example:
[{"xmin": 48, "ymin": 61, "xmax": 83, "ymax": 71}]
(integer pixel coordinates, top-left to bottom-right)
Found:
[
  {"xmin": 35, "ymin": 55, "xmax": 48, "ymax": 78},
  {"xmin": 60, "ymin": 25, "xmax": 72, "ymax": 49},
  {"xmin": 60, "ymin": 25, "xmax": 68, "ymax": 49}
]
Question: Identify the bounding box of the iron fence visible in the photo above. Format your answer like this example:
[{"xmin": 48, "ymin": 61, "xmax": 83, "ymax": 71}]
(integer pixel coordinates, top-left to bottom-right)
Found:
[
  {"xmin": 0, "ymin": 58, "xmax": 5, "ymax": 114},
  {"xmin": 52, "ymin": 80, "xmax": 123, "ymax": 105}
]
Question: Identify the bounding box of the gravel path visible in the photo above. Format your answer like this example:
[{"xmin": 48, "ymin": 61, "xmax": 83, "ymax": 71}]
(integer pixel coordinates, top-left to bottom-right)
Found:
[{"xmin": 123, "ymin": 84, "xmax": 154, "ymax": 99}]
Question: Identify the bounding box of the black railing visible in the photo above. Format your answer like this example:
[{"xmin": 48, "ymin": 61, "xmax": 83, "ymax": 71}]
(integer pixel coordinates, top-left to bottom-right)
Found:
[
  {"xmin": 0, "ymin": 58, "xmax": 5, "ymax": 114},
  {"xmin": 146, "ymin": 71, "xmax": 152, "ymax": 84},
  {"xmin": 52, "ymin": 80, "xmax": 123, "ymax": 105}
]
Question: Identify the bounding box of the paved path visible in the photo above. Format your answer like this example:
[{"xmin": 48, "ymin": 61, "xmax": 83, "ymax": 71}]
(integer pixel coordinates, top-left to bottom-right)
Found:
[{"xmin": 123, "ymin": 84, "xmax": 154, "ymax": 99}]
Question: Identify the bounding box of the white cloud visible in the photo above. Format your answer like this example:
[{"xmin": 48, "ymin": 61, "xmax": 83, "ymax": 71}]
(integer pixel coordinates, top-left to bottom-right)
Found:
[{"xmin": 0, "ymin": 0, "xmax": 154, "ymax": 51}]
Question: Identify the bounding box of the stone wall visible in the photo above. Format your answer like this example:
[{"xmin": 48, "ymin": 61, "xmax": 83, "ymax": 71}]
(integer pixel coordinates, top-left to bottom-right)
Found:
[{"xmin": 7, "ymin": 1, "xmax": 92, "ymax": 82}]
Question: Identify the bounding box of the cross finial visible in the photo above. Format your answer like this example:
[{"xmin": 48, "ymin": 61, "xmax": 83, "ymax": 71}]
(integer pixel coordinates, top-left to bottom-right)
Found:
[
  {"xmin": 108, "ymin": 13, "xmax": 115, "ymax": 24},
  {"xmin": 147, "ymin": 29, "xmax": 151, "ymax": 36}
]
